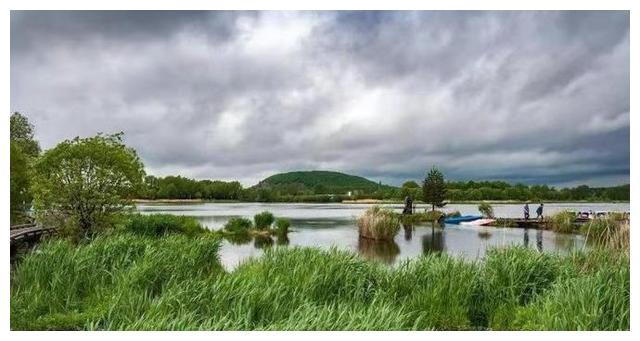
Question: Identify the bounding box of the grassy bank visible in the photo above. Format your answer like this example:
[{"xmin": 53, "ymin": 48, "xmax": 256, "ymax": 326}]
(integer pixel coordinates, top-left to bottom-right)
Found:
[{"xmin": 11, "ymin": 232, "xmax": 629, "ymax": 331}]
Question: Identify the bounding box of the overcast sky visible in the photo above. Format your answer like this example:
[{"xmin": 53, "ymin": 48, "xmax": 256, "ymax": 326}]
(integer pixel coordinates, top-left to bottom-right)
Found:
[{"xmin": 11, "ymin": 11, "xmax": 629, "ymax": 187}]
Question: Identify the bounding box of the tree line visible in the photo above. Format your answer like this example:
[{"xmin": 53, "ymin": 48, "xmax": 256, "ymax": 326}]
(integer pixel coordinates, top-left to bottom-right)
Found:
[{"xmin": 9, "ymin": 112, "xmax": 629, "ymax": 228}]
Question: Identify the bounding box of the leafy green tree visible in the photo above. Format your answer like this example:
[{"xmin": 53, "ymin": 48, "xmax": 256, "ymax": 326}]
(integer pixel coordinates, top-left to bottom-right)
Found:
[
  {"xmin": 422, "ymin": 167, "xmax": 448, "ymax": 211},
  {"xmin": 402, "ymin": 180, "xmax": 420, "ymax": 188},
  {"xmin": 31, "ymin": 133, "xmax": 145, "ymax": 239},
  {"xmin": 10, "ymin": 143, "xmax": 31, "ymax": 223},
  {"xmin": 10, "ymin": 112, "xmax": 40, "ymax": 223},
  {"xmin": 10, "ymin": 112, "xmax": 41, "ymax": 157}
]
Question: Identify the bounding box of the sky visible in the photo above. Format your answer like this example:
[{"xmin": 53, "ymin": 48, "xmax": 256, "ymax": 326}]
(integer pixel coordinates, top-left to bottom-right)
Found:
[{"xmin": 10, "ymin": 11, "xmax": 630, "ymax": 187}]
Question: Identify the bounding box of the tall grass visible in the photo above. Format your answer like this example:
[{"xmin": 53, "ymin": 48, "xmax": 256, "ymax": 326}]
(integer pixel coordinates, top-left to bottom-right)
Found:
[
  {"xmin": 224, "ymin": 217, "xmax": 253, "ymax": 233},
  {"xmin": 581, "ymin": 217, "xmax": 628, "ymax": 251},
  {"xmin": 357, "ymin": 206, "xmax": 400, "ymax": 241},
  {"xmin": 11, "ymin": 234, "xmax": 629, "ymax": 331},
  {"xmin": 549, "ymin": 210, "xmax": 576, "ymax": 233},
  {"xmin": 254, "ymin": 211, "xmax": 275, "ymax": 230},
  {"xmin": 121, "ymin": 214, "xmax": 207, "ymax": 237}
]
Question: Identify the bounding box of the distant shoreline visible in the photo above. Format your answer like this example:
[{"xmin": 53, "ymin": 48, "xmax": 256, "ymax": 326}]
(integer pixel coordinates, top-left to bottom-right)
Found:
[{"xmin": 133, "ymin": 198, "xmax": 629, "ymax": 205}]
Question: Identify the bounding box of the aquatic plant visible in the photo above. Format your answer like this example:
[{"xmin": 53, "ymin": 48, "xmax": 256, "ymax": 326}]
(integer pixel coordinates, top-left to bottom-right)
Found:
[
  {"xmin": 477, "ymin": 203, "xmax": 494, "ymax": 218},
  {"xmin": 274, "ymin": 218, "xmax": 291, "ymax": 234},
  {"xmin": 398, "ymin": 210, "xmax": 443, "ymax": 224},
  {"xmin": 357, "ymin": 206, "xmax": 400, "ymax": 241},
  {"xmin": 254, "ymin": 211, "xmax": 275, "ymax": 230},
  {"xmin": 549, "ymin": 210, "xmax": 576, "ymax": 233},
  {"xmin": 122, "ymin": 213, "xmax": 207, "ymax": 237},
  {"xmin": 224, "ymin": 217, "xmax": 253, "ymax": 233}
]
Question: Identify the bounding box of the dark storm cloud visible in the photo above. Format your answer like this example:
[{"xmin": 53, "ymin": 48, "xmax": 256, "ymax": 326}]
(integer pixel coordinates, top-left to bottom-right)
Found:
[{"xmin": 10, "ymin": 11, "xmax": 629, "ymax": 187}]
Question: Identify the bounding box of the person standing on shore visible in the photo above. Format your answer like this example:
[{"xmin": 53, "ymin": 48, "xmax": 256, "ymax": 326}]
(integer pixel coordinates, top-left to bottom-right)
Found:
[
  {"xmin": 524, "ymin": 203, "xmax": 530, "ymax": 220},
  {"xmin": 536, "ymin": 203, "xmax": 544, "ymax": 220}
]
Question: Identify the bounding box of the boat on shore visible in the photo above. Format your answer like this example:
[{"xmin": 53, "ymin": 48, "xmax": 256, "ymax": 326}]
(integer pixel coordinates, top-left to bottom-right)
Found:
[
  {"xmin": 444, "ymin": 215, "xmax": 482, "ymax": 224},
  {"xmin": 460, "ymin": 218, "xmax": 496, "ymax": 226}
]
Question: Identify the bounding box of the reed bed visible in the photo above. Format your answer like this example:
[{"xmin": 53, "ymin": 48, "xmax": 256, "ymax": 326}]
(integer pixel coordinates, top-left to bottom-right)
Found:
[
  {"xmin": 357, "ymin": 206, "xmax": 400, "ymax": 241},
  {"xmin": 549, "ymin": 210, "xmax": 577, "ymax": 233},
  {"xmin": 11, "ymin": 233, "xmax": 629, "ymax": 331}
]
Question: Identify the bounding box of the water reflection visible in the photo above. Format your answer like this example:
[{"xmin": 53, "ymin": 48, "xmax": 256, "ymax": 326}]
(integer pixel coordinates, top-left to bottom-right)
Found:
[
  {"xmin": 477, "ymin": 229, "xmax": 492, "ymax": 240},
  {"xmin": 523, "ymin": 228, "xmax": 530, "ymax": 248},
  {"xmin": 253, "ymin": 235, "xmax": 274, "ymax": 249},
  {"xmin": 403, "ymin": 223, "xmax": 414, "ymax": 241},
  {"xmin": 358, "ymin": 237, "xmax": 400, "ymax": 264},
  {"xmin": 422, "ymin": 226, "xmax": 445, "ymax": 254},
  {"xmin": 536, "ymin": 229, "xmax": 543, "ymax": 252},
  {"xmin": 276, "ymin": 234, "xmax": 290, "ymax": 246},
  {"xmin": 224, "ymin": 232, "xmax": 252, "ymax": 245}
]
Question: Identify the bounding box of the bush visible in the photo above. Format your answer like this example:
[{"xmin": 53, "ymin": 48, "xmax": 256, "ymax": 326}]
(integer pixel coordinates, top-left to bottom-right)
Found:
[
  {"xmin": 122, "ymin": 214, "xmax": 207, "ymax": 237},
  {"xmin": 357, "ymin": 206, "xmax": 400, "ymax": 241},
  {"xmin": 254, "ymin": 211, "xmax": 275, "ymax": 230},
  {"xmin": 478, "ymin": 203, "xmax": 494, "ymax": 218},
  {"xmin": 224, "ymin": 217, "xmax": 253, "ymax": 233},
  {"xmin": 549, "ymin": 210, "xmax": 576, "ymax": 233},
  {"xmin": 31, "ymin": 133, "xmax": 145, "ymax": 240},
  {"xmin": 274, "ymin": 218, "xmax": 291, "ymax": 234}
]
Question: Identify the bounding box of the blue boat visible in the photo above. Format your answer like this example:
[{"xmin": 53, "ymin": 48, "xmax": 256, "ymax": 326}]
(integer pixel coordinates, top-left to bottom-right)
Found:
[{"xmin": 443, "ymin": 215, "xmax": 483, "ymax": 224}]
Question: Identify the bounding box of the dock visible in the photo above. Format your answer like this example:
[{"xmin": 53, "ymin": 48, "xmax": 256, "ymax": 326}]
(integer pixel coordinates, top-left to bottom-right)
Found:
[{"xmin": 10, "ymin": 223, "xmax": 56, "ymax": 246}]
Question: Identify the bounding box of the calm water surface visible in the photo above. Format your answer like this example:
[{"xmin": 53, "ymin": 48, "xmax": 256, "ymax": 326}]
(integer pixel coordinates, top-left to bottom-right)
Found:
[{"xmin": 137, "ymin": 202, "xmax": 629, "ymax": 270}]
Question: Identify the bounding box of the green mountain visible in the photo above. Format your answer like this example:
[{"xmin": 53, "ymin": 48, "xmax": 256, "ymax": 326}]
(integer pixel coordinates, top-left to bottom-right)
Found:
[{"xmin": 254, "ymin": 170, "xmax": 395, "ymax": 194}]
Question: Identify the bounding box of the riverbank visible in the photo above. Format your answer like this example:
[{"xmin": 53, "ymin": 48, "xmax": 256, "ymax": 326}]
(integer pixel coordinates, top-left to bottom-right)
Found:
[{"xmin": 10, "ymin": 231, "xmax": 629, "ymax": 331}]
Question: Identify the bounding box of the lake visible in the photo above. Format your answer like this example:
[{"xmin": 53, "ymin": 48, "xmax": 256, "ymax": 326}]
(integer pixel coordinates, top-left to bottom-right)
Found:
[{"xmin": 137, "ymin": 202, "xmax": 629, "ymax": 270}]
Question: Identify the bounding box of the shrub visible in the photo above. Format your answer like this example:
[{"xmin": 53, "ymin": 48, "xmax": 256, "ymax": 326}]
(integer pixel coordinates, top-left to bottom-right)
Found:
[
  {"xmin": 224, "ymin": 217, "xmax": 253, "ymax": 233},
  {"xmin": 477, "ymin": 203, "xmax": 494, "ymax": 218},
  {"xmin": 549, "ymin": 210, "xmax": 576, "ymax": 233},
  {"xmin": 254, "ymin": 211, "xmax": 275, "ymax": 230},
  {"xmin": 357, "ymin": 206, "xmax": 400, "ymax": 241},
  {"xmin": 31, "ymin": 133, "xmax": 145, "ymax": 240},
  {"xmin": 122, "ymin": 214, "xmax": 206, "ymax": 237},
  {"xmin": 274, "ymin": 218, "xmax": 291, "ymax": 234}
]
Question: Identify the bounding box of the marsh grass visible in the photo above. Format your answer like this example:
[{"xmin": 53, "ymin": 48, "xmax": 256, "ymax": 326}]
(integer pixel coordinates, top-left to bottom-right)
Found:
[
  {"xmin": 549, "ymin": 210, "xmax": 577, "ymax": 233},
  {"xmin": 399, "ymin": 210, "xmax": 443, "ymax": 225},
  {"xmin": 581, "ymin": 217, "xmax": 628, "ymax": 251},
  {"xmin": 357, "ymin": 206, "xmax": 400, "ymax": 241},
  {"xmin": 224, "ymin": 217, "xmax": 253, "ymax": 233},
  {"xmin": 121, "ymin": 214, "xmax": 207, "ymax": 237},
  {"xmin": 254, "ymin": 211, "xmax": 275, "ymax": 230},
  {"xmin": 274, "ymin": 218, "xmax": 291, "ymax": 235},
  {"xmin": 11, "ymin": 235, "xmax": 629, "ymax": 331}
]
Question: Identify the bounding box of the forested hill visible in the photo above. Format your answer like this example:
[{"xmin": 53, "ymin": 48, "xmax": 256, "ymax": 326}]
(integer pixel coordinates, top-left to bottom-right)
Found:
[{"xmin": 254, "ymin": 171, "xmax": 393, "ymax": 194}]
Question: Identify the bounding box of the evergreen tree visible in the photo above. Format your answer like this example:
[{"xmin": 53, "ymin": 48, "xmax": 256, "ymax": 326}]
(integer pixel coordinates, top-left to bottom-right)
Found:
[{"xmin": 422, "ymin": 167, "xmax": 447, "ymax": 211}]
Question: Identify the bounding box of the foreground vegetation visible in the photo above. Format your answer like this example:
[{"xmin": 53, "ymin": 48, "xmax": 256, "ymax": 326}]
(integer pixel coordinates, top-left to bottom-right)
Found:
[{"xmin": 11, "ymin": 232, "xmax": 628, "ymax": 331}]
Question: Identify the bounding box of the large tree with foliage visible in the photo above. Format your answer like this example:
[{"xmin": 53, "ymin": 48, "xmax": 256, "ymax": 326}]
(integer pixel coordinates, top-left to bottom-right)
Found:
[
  {"xmin": 10, "ymin": 112, "xmax": 41, "ymax": 223},
  {"xmin": 10, "ymin": 112, "xmax": 41, "ymax": 157},
  {"xmin": 31, "ymin": 133, "xmax": 145, "ymax": 239},
  {"xmin": 422, "ymin": 167, "xmax": 448, "ymax": 211}
]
